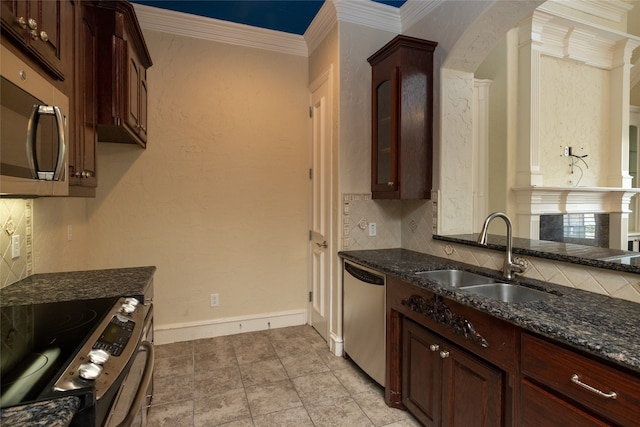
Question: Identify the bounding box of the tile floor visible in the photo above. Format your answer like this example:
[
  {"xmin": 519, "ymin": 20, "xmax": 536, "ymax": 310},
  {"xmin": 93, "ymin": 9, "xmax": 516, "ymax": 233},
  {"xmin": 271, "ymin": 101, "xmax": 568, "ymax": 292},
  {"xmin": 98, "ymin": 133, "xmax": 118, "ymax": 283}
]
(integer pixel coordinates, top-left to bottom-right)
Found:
[{"xmin": 148, "ymin": 325, "xmax": 420, "ymax": 427}]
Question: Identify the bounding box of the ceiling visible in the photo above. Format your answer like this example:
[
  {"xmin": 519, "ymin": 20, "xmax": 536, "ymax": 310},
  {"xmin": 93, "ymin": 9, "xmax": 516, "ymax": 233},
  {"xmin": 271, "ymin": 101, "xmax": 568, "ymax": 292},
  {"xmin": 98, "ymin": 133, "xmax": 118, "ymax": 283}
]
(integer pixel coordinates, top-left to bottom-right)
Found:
[{"xmin": 129, "ymin": 0, "xmax": 407, "ymax": 35}]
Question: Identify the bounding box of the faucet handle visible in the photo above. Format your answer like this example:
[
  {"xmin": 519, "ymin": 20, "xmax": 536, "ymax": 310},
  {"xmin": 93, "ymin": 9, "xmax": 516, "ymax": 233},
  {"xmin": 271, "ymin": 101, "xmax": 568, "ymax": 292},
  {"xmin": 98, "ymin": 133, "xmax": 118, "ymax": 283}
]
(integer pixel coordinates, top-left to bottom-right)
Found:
[{"xmin": 511, "ymin": 256, "xmax": 528, "ymax": 275}]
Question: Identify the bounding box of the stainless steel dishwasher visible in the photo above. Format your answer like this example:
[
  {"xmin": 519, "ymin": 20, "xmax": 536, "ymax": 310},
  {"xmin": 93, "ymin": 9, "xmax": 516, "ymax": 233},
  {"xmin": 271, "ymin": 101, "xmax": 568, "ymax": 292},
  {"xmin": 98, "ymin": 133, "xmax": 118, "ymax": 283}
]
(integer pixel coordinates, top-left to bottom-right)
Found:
[{"xmin": 343, "ymin": 260, "xmax": 386, "ymax": 386}]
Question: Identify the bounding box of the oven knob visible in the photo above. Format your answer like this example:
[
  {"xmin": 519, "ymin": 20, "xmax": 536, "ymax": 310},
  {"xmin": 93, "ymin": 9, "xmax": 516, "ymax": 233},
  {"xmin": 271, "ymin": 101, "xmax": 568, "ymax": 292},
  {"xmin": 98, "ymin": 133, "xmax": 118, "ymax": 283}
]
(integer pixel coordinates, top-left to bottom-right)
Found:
[
  {"xmin": 88, "ymin": 349, "xmax": 109, "ymax": 365},
  {"xmin": 78, "ymin": 362, "xmax": 103, "ymax": 380},
  {"xmin": 121, "ymin": 302, "xmax": 136, "ymax": 314},
  {"xmin": 125, "ymin": 297, "xmax": 139, "ymax": 307}
]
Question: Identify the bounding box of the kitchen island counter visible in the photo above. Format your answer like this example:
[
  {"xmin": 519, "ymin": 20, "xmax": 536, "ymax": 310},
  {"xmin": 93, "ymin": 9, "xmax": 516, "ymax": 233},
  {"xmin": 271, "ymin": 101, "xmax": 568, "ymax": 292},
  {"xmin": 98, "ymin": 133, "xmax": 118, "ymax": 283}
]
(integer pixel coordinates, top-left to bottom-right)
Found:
[{"xmin": 340, "ymin": 249, "xmax": 640, "ymax": 374}]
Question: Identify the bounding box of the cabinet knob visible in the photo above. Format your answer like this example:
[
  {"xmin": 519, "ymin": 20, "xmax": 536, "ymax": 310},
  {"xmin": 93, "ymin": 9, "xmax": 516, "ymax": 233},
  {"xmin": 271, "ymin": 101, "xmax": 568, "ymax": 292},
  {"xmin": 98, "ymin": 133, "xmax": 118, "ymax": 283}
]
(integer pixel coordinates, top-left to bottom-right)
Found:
[
  {"xmin": 387, "ymin": 182, "xmax": 394, "ymax": 186},
  {"xmin": 17, "ymin": 16, "xmax": 27, "ymax": 28},
  {"xmin": 439, "ymin": 350, "xmax": 450, "ymax": 359},
  {"xmin": 429, "ymin": 344, "xmax": 439, "ymax": 352},
  {"xmin": 39, "ymin": 31, "xmax": 48, "ymax": 42},
  {"xmin": 27, "ymin": 18, "xmax": 37, "ymax": 30}
]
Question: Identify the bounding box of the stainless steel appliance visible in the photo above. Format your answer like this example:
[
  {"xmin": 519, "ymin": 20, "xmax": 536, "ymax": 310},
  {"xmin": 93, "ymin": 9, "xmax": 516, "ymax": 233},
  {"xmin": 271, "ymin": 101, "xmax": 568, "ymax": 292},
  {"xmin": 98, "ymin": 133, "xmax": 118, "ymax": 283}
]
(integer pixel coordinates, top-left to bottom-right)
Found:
[
  {"xmin": 0, "ymin": 295, "xmax": 154, "ymax": 426},
  {"xmin": 0, "ymin": 44, "xmax": 68, "ymax": 196},
  {"xmin": 343, "ymin": 260, "xmax": 386, "ymax": 386}
]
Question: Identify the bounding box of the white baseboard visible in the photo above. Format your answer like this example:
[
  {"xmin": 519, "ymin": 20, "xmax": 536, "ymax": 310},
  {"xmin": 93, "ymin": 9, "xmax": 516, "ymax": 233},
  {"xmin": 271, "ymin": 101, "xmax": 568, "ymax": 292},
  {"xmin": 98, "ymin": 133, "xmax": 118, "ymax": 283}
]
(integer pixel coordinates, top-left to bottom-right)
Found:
[
  {"xmin": 154, "ymin": 309, "xmax": 307, "ymax": 345},
  {"xmin": 330, "ymin": 332, "xmax": 344, "ymax": 357}
]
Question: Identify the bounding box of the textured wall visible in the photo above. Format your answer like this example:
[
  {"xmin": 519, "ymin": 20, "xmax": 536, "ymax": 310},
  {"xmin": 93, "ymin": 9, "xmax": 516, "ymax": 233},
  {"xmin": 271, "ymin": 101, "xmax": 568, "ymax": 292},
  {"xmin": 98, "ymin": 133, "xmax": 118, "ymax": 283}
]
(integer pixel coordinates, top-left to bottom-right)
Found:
[
  {"xmin": 540, "ymin": 56, "xmax": 610, "ymax": 187},
  {"xmin": 83, "ymin": 30, "xmax": 310, "ymax": 327}
]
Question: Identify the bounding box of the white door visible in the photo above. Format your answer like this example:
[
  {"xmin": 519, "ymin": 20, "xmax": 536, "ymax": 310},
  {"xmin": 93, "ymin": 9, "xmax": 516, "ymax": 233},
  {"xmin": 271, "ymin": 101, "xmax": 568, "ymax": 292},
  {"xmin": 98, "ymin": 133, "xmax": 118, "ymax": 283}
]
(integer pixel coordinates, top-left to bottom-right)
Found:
[{"xmin": 309, "ymin": 66, "xmax": 333, "ymax": 342}]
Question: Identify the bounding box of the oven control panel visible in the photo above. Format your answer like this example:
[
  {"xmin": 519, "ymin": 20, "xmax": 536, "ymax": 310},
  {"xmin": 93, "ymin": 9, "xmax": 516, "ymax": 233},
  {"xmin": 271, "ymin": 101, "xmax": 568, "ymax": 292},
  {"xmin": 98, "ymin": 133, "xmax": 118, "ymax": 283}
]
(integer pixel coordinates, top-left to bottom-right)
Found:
[{"xmin": 53, "ymin": 297, "xmax": 148, "ymax": 399}]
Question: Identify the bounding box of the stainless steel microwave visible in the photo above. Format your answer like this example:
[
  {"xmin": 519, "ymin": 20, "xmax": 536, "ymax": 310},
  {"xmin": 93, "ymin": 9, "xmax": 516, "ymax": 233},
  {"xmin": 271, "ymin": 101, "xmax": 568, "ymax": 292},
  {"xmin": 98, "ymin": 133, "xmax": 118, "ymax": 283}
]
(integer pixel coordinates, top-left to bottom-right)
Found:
[{"xmin": 1, "ymin": 44, "xmax": 68, "ymax": 197}]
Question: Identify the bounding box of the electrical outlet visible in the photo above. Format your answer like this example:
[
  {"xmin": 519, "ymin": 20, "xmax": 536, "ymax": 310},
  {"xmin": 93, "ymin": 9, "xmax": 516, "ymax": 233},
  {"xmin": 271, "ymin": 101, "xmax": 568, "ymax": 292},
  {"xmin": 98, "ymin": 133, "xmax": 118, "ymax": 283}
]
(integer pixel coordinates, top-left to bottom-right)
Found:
[
  {"xmin": 210, "ymin": 293, "xmax": 220, "ymax": 307},
  {"xmin": 369, "ymin": 222, "xmax": 377, "ymax": 236},
  {"xmin": 11, "ymin": 235, "xmax": 20, "ymax": 259}
]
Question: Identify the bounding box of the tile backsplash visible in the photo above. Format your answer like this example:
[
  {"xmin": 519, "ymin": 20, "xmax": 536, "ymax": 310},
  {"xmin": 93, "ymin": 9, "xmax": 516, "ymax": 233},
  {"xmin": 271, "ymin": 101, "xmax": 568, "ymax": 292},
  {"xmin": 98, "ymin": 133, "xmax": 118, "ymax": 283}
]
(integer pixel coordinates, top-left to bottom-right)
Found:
[
  {"xmin": 341, "ymin": 194, "xmax": 401, "ymax": 250},
  {"xmin": 343, "ymin": 194, "xmax": 640, "ymax": 304},
  {"xmin": 1, "ymin": 199, "xmax": 33, "ymax": 288}
]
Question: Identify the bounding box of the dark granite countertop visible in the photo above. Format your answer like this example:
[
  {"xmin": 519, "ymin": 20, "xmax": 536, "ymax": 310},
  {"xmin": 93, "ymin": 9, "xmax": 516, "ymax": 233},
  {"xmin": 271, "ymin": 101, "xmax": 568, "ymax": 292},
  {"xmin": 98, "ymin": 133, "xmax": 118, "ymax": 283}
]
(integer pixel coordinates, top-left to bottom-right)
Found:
[
  {"xmin": 0, "ymin": 266, "xmax": 156, "ymax": 424},
  {"xmin": 0, "ymin": 266, "xmax": 157, "ymax": 307},
  {"xmin": 340, "ymin": 249, "xmax": 640, "ymax": 374},
  {"xmin": 435, "ymin": 234, "xmax": 640, "ymax": 273},
  {"xmin": 0, "ymin": 396, "xmax": 80, "ymax": 427}
]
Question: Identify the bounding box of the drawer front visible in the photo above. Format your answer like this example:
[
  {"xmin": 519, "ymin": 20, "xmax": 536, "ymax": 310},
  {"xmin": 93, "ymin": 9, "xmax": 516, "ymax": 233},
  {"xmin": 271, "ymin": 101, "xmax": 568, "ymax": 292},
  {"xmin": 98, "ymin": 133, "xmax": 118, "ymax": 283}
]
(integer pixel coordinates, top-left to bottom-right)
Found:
[
  {"xmin": 522, "ymin": 333, "xmax": 640, "ymax": 426},
  {"xmin": 521, "ymin": 379, "xmax": 610, "ymax": 427},
  {"xmin": 388, "ymin": 276, "xmax": 518, "ymax": 372}
]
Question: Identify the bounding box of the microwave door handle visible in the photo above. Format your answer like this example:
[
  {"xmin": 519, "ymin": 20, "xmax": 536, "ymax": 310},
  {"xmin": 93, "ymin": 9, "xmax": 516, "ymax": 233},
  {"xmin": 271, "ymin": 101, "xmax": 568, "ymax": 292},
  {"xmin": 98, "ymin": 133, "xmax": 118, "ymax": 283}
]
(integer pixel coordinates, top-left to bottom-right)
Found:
[
  {"xmin": 51, "ymin": 105, "xmax": 66, "ymax": 181},
  {"xmin": 25, "ymin": 104, "xmax": 40, "ymax": 179},
  {"xmin": 114, "ymin": 341, "xmax": 155, "ymax": 427},
  {"xmin": 25, "ymin": 105, "xmax": 66, "ymax": 181}
]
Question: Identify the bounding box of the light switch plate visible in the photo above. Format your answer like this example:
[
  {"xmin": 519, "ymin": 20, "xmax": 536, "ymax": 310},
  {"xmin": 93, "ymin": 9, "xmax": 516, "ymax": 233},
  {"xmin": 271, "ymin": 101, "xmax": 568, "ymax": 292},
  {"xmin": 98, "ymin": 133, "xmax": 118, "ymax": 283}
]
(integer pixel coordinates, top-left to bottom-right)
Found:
[
  {"xmin": 369, "ymin": 223, "xmax": 377, "ymax": 236},
  {"xmin": 11, "ymin": 235, "xmax": 20, "ymax": 259}
]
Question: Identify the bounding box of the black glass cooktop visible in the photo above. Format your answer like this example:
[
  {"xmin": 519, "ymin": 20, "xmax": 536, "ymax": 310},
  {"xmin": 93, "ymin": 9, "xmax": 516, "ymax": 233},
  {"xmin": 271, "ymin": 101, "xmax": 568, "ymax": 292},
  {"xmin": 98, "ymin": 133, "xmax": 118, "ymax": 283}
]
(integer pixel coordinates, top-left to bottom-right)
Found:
[{"xmin": 0, "ymin": 296, "xmax": 119, "ymax": 407}]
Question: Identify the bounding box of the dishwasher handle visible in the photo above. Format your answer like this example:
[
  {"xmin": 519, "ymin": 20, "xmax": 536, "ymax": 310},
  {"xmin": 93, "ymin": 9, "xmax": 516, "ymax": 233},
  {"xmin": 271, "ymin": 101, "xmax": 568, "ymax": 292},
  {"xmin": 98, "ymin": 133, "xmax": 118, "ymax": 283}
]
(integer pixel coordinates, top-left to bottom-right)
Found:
[{"xmin": 345, "ymin": 263, "xmax": 384, "ymax": 286}]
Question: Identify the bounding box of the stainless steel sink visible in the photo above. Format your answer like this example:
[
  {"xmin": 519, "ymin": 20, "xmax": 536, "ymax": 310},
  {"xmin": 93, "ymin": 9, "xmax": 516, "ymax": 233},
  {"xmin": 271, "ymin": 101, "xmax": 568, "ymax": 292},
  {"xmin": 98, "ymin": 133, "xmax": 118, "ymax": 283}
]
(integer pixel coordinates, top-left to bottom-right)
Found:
[
  {"xmin": 415, "ymin": 269, "xmax": 495, "ymax": 287},
  {"xmin": 461, "ymin": 283, "xmax": 551, "ymax": 303}
]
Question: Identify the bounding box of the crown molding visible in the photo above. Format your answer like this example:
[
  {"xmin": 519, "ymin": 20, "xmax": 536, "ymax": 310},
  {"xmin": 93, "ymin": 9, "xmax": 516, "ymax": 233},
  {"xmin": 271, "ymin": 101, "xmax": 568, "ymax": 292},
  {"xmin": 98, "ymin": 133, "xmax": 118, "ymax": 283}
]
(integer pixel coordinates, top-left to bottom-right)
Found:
[
  {"xmin": 132, "ymin": 4, "xmax": 308, "ymax": 57},
  {"xmin": 530, "ymin": 8, "xmax": 640, "ymax": 69},
  {"xmin": 543, "ymin": 0, "xmax": 634, "ymax": 24},
  {"xmin": 333, "ymin": 0, "xmax": 401, "ymax": 33},
  {"xmin": 304, "ymin": 0, "xmax": 338, "ymax": 55}
]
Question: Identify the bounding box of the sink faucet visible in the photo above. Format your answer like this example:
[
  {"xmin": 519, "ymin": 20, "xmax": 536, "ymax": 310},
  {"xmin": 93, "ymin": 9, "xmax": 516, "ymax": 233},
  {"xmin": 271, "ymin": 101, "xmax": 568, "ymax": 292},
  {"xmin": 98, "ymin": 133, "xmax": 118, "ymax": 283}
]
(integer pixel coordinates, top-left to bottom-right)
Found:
[{"xmin": 477, "ymin": 212, "xmax": 525, "ymax": 280}]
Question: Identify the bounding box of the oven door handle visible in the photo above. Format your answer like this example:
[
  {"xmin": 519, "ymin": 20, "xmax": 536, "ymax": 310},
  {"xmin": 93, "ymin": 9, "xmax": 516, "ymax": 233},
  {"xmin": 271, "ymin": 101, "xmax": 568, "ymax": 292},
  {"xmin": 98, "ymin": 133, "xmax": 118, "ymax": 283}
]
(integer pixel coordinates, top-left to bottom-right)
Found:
[{"xmin": 115, "ymin": 341, "xmax": 154, "ymax": 427}]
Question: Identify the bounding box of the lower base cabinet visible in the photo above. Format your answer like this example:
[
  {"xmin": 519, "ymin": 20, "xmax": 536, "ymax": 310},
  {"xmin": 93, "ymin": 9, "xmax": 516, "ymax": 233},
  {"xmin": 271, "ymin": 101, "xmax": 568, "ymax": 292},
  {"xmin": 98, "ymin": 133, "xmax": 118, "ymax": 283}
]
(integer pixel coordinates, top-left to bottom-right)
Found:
[
  {"xmin": 380, "ymin": 271, "xmax": 640, "ymax": 427},
  {"xmin": 402, "ymin": 317, "xmax": 503, "ymax": 427}
]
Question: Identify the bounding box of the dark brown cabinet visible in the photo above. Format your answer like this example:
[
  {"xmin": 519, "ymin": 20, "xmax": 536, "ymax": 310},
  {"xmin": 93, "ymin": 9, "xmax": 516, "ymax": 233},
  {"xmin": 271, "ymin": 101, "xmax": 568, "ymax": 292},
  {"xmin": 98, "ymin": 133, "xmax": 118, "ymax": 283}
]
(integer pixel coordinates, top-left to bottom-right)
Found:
[
  {"xmin": 402, "ymin": 316, "xmax": 503, "ymax": 427},
  {"xmin": 68, "ymin": 0, "xmax": 98, "ymax": 196},
  {"xmin": 93, "ymin": 0, "xmax": 152, "ymax": 148},
  {"xmin": 386, "ymin": 275, "xmax": 519, "ymax": 426},
  {"xmin": 1, "ymin": 0, "xmax": 70, "ymax": 80},
  {"xmin": 521, "ymin": 333, "xmax": 640, "ymax": 427},
  {"xmin": 367, "ymin": 35, "xmax": 437, "ymax": 200}
]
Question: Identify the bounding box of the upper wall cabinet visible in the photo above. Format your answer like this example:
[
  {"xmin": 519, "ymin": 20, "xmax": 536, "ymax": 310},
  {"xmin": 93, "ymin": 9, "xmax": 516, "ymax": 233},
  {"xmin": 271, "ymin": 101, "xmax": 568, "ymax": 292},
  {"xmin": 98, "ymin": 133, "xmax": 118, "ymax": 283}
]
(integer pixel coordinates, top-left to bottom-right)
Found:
[
  {"xmin": 0, "ymin": 0, "xmax": 71, "ymax": 81},
  {"xmin": 68, "ymin": 0, "xmax": 98, "ymax": 197},
  {"xmin": 93, "ymin": 0, "xmax": 152, "ymax": 148},
  {"xmin": 368, "ymin": 35, "xmax": 437, "ymax": 200}
]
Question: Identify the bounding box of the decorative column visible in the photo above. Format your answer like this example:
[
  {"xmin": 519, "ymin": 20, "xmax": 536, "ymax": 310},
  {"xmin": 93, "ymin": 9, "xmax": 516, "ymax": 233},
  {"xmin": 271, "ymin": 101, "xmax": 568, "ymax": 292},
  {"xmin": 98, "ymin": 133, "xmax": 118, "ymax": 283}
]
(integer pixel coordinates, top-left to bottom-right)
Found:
[{"xmin": 607, "ymin": 38, "xmax": 640, "ymax": 188}]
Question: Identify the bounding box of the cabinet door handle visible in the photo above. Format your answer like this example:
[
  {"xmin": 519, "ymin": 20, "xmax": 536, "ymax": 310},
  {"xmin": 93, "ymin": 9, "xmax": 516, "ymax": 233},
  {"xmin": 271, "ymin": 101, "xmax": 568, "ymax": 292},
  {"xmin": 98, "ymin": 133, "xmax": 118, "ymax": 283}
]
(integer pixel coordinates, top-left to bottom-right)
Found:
[
  {"xmin": 315, "ymin": 241, "xmax": 328, "ymax": 249},
  {"xmin": 429, "ymin": 344, "xmax": 439, "ymax": 352},
  {"xmin": 570, "ymin": 374, "xmax": 617, "ymax": 399},
  {"xmin": 439, "ymin": 350, "xmax": 450, "ymax": 359},
  {"xmin": 387, "ymin": 181, "xmax": 394, "ymax": 186}
]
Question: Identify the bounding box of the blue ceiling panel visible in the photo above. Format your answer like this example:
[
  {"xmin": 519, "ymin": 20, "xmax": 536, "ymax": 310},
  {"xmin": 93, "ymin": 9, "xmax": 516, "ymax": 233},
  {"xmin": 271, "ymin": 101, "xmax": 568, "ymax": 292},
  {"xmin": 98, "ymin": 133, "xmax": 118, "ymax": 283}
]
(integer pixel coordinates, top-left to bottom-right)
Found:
[{"xmin": 130, "ymin": 0, "xmax": 407, "ymax": 35}]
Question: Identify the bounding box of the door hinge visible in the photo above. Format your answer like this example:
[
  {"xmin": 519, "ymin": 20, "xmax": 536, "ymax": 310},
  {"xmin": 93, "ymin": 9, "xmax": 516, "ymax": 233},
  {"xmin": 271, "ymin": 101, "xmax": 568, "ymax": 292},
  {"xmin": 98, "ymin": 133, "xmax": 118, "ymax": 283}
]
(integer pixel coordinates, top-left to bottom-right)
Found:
[
  {"xmin": 309, "ymin": 168, "xmax": 313, "ymax": 180},
  {"xmin": 309, "ymin": 106, "xmax": 313, "ymax": 118},
  {"xmin": 309, "ymin": 291, "xmax": 312, "ymax": 302},
  {"xmin": 309, "ymin": 230, "xmax": 312, "ymax": 240}
]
